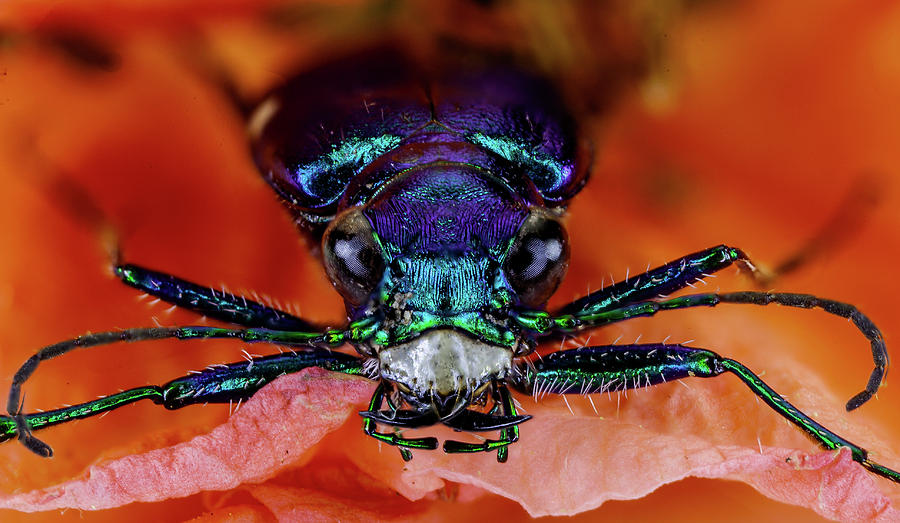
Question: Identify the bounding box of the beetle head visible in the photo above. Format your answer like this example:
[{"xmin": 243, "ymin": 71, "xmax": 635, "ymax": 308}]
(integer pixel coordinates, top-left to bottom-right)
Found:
[
  {"xmin": 322, "ymin": 162, "xmax": 569, "ymax": 321},
  {"xmin": 321, "ymin": 160, "xmax": 568, "ymax": 414}
]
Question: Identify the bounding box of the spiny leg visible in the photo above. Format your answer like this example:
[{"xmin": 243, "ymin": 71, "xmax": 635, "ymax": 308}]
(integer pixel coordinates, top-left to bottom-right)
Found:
[
  {"xmin": 509, "ymin": 343, "xmax": 900, "ymax": 484},
  {"xmin": 6, "ymin": 319, "xmax": 379, "ymax": 456},
  {"xmin": 555, "ymin": 245, "xmax": 762, "ymax": 320},
  {"xmin": 514, "ymin": 291, "xmax": 886, "ymax": 411},
  {"xmin": 36, "ymin": 169, "xmax": 317, "ymax": 331},
  {"xmin": 442, "ymin": 383, "xmax": 526, "ymax": 462},
  {"xmin": 2, "ymin": 388, "xmax": 160, "ymax": 453},
  {"xmin": 361, "ymin": 383, "xmax": 439, "ymax": 461},
  {"xmin": 116, "ymin": 264, "xmax": 320, "ymax": 331},
  {"xmin": 554, "ymin": 238, "xmax": 871, "ymax": 321},
  {"xmin": 2, "ymin": 349, "xmax": 365, "ymax": 456},
  {"xmin": 541, "ymin": 244, "xmax": 885, "ymax": 409},
  {"xmin": 35, "ymin": 171, "xmax": 318, "ymax": 332}
]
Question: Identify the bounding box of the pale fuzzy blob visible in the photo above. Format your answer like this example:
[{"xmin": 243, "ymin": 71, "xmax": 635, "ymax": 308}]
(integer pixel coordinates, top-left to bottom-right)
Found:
[{"xmin": 379, "ymin": 329, "xmax": 512, "ymax": 396}]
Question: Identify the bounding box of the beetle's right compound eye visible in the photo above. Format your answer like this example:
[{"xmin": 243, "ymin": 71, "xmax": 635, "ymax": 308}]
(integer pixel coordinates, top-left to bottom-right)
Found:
[
  {"xmin": 322, "ymin": 209, "xmax": 386, "ymax": 305},
  {"xmin": 504, "ymin": 210, "xmax": 569, "ymax": 307}
]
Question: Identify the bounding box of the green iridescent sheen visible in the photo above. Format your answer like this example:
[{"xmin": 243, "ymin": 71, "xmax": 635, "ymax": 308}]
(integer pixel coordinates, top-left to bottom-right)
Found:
[
  {"xmin": 362, "ymin": 383, "xmax": 438, "ymax": 453},
  {"xmin": 509, "ymin": 310, "xmax": 555, "ymax": 333},
  {"xmin": 383, "ymin": 310, "xmax": 517, "ymax": 348},
  {"xmin": 519, "ymin": 345, "xmax": 721, "ymax": 395},
  {"xmin": 175, "ymin": 326, "xmax": 327, "ymax": 346},
  {"xmin": 467, "ymin": 132, "xmax": 573, "ymax": 192},
  {"xmin": 721, "ymin": 358, "xmax": 861, "ymax": 455},
  {"xmin": 514, "ymin": 294, "xmax": 721, "ymax": 336},
  {"xmin": 293, "ymin": 134, "xmax": 403, "ymax": 202},
  {"xmin": 118, "ymin": 266, "xmax": 141, "ymax": 286},
  {"xmin": 562, "ymin": 245, "xmax": 741, "ymax": 319},
  {"xmin": 511, "ymin": 339, "xmax": 900, "ymax": 483},
  {"xmin": 345, "ymin": 317, "xmax": 381, "ymax": 343},
  {"xmin": 0, "ymin": 387, "xmax": 160, "ymax": 442},
  {"xmin": 114, "ymin": 265, "xmax": 319, "ymax": 331},
  {"xmin": 863, "ymin": 461, "xmax": 900, "ymax": 483},
  {"xmin": 1, "ymin": 310, "xmax": 516, "ymax": 438},
  {"xmin": 390, "ymin": 255, "xmax": 496, "ymax": 313},
  {"xmin": 163, "ymin": 350, "xmax": 364, "ymax": 408},
  {"xmin": 441, "ymin": 383, "xmax": 520, "ymax": 461},
  {"xmin": 1, "ymin": 349, "xmax": 367, "ymax": 444},
  {"xmin": 719, "ymin": 358, "xmax": 900, "ymax": 482}
]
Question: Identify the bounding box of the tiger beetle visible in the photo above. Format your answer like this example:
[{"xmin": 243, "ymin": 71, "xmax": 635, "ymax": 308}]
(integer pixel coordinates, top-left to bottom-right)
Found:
[{"xmin": 2, "ymin": 49, "xmax": 898, "ymax": 482}]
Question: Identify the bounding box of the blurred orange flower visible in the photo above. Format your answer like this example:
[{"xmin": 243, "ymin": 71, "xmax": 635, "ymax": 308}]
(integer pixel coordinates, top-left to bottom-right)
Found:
[{"xmin": 1, "ymin": 1, "xmax": 899, "ymax": 521}]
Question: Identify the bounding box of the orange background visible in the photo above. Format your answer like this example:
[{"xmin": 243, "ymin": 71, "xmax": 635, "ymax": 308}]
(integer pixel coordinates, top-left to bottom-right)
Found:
[{"xmin": 1, "ymin": 1, "xmax": 899, "ymax": 521}]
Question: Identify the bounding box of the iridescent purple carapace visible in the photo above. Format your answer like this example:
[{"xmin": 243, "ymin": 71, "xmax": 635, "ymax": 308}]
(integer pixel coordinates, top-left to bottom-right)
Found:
[{"xmin": 251, "ymin": 49, "xmax": 585, "ymax": 233}]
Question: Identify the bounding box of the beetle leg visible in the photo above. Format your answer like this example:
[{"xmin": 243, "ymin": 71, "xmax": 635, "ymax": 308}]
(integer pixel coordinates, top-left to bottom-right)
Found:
[
  {"xmin": 516, "ymin": 290, "xmax": 886, "ymax": 411},
  {"xmin": 440, "ymin": 409, "xmax": 530, "ymax": 432},
  {"xmin": 5, "ymin": 319, "xmax": 379, "ymax": 457},
  {"xmin": 361, "ymin": 383, "xmax": 439, "ymax": 461},
  {"xmin": 34, "ymin": 175, "xmax": 318, "ymax": 332},
  {"xmin": 116, "ymin": 264, "xmax": 321, "ymax": 331},
  {"xmin": 553, "ymin": 244, "xmax": 763, "ymax": 319},
  {"xmin": 36, "ymin": 178, "xmax": 319, "ymax": 332},
  {"xmin": 359, "ymin": 408, "xmax": 439, "ymax": 428},
  {"xmin": 1, "ymin": 348, "xmax": 365, "ymax": 457},
  {"xmin": 509, "ymin": 343, "xmax": 900, "ymax": 484},
  {"xmin": 442, "ymin": 383, "xmax": 525, "ymax": 462}
]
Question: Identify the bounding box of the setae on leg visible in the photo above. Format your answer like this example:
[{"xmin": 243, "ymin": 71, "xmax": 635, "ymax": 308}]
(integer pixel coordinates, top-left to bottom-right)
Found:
[
  {"xmin": 514, "ymin": 291, "xmax": 887, "ymax": 412},
  {"xmin": 553, "ymin": 244, "xmax": 761, "ymax": 321},
  {"xmin": 1, "ymin": 349, "xmax": 365, "ymax": 456},
  {"xmin": 509, "ymin": 343, "xmax": 900, "ymax": 483},
  {"xmin": 116, "ymin": 264, "xmax": 321, "ymax": 331},
  {"xmin": 4, "ymin": 320, "xmax": 378, "ymax": 457}
]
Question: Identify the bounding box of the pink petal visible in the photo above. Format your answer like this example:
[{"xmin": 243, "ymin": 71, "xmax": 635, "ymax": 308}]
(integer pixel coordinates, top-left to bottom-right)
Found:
[
  {"xmin": 0, "ymin": 369, "xmax": 373, "ymax": 512},
  {"xmin": 1, "ymin": 359, "xmax": 898, "ymax": 520}
]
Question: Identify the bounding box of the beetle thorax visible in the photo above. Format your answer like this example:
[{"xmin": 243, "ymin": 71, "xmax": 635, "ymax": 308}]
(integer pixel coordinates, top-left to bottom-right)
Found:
[{"xmin": 378, "ymin": 329, "xmax": 512, "ymax": 397}]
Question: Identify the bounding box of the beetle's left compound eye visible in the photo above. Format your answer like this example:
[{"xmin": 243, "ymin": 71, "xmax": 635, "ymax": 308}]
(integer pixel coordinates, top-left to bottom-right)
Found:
[
  {"xmin": 322, "ymin": 209, "xmax": 386, "ymax": 305},
  {"xmin": 504, "ymin": 211, "xmax": 569, "ymax": 307}
]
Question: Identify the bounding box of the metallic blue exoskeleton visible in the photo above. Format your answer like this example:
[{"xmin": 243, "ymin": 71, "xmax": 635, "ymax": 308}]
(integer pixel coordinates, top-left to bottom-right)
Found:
[{"xmin": 3, "ymin": 49, "xmax": 898, "ymax": 481}]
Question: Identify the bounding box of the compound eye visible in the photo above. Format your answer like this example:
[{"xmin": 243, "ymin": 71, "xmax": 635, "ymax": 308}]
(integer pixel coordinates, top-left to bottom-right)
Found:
[
  {"xmin": 322, "ymin": 209, "xmax": 386, "ymax": 305},
  {"xmin": 504, "ymin": 211, "xmax": 569, "ymax": 307}
]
